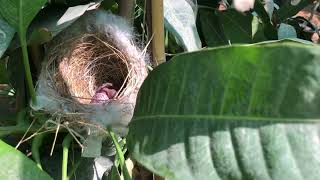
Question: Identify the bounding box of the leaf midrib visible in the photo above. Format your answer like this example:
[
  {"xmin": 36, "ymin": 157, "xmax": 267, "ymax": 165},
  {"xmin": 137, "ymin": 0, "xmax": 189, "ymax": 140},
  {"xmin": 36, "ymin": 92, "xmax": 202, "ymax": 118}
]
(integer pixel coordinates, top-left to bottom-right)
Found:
[{"xmin": 132, "ymin": 114, "xmax": 320, "ymax": 123}]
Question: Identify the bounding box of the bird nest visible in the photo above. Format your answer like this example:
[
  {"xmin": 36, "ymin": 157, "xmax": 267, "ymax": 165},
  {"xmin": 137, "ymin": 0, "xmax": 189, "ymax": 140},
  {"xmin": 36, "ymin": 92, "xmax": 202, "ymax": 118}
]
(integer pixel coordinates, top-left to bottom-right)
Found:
[
  {"xmin": 50, "ymin": 34, "xmax": 131, "ymax": 105},
  {"xmin": 33, "ymin": 11, "xmax": 148, "ymax": 133}
]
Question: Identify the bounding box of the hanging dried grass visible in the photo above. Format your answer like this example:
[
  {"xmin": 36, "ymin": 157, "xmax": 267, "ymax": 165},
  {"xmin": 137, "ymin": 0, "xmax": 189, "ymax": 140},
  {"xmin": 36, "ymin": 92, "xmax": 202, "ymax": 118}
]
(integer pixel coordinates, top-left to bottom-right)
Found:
[{"xmin": 32, "ymin": 10, "xmax": 149, "ymax": 135}]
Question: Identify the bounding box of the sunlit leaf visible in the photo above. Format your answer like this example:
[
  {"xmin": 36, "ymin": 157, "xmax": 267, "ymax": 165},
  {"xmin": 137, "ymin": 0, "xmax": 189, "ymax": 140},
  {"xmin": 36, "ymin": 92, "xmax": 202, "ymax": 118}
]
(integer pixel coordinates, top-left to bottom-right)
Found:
[
  {"xmin": 128, "ymin": 42, "xmax": 320, "ymax": 180},
  {"xmin": 0, "ymin": 140, "xmax": 52, "ymax": 180},
  {"xmin": 164, "ymin": 0, "xmax": 201, "ymax": 51}
]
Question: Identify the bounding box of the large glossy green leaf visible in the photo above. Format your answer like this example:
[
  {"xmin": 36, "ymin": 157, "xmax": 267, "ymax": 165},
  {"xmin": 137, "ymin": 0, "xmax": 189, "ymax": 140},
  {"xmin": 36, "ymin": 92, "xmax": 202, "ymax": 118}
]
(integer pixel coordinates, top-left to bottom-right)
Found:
[
  {"xmin": 164, "ymin": 0, "xmax": 201, "ymax": 51},
  {"xmin": 0, "ymin": 140, "xmax": 52, "ymax": 179},
  {"xmin": 0, "ymin": 0, "xmax": 47, "ymax": 34},
  {"xmin": 128, "ymin": 42, "xmax": 320, "ymax": 180},
  {"xmin": 0, "ymin": 16, "xmax": 15, "ymax": 58}
]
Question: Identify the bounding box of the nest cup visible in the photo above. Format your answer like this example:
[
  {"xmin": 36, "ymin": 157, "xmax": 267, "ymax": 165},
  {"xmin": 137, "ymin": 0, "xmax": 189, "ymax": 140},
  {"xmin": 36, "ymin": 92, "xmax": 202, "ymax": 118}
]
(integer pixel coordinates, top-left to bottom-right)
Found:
[
  {"xmin": 33, "ymin": 10, "xmax": 148, "ymax": 133},
  {"xmin": 51, "ymin": 34, "xmax": 130, "ymax": 104}
]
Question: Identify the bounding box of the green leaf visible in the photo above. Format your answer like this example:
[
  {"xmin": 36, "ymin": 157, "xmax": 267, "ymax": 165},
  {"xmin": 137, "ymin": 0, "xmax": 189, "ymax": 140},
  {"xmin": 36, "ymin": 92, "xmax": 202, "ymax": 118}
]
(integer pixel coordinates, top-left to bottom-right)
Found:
[
  {"xmin": 108, "ymin": 129, "xmax": 132, "ymax": 180},
  {"xmin": 199, "ymin": 9, "xmax": 265, "ymax": 46},
  {"xmin": 254, "ymin": 0, "xmax": 278, "ymax": 40},
  {"xmin": 164, "ymin": 0, "xmax": 202, "ymax": 51},
  {"xmin": 0, "ymin": 0, "xmax": 47, "ymax": 34},
  {"xmin": 6, "ymin": 4, "xmax": 98, "ymax": 49},
  {"xmin": 218, "ymin": 9, "xmax": 253, "ymax": 44},
  {"xmin": 101, "ymin": 0, "xmax": 118, "ymax": 13},
  {"xmin": 0, "ymin": 16, "xmax": 15, "ymax": 58},
  {"xmin": 29, "ymin": 7, "xmax": 72, "ymax": 38},
  {"xmin": 275, "ymin": 0, "xmax": 312, "ymax": 21},
  {"xmin": 28, "ymin": 28, "xmax": 52, "ymax": 45},
  {"xmin": 251, "ymin": 16, "xmax": 268, "ymax": 42},
  {"xmin": 263, "ymin": 0, "xmax": 275, "ymax": 18},
  {"xmin": 0, "ymin": 140, "xmax": 52, "ymax": 179},
  {"xmin": 0, "ymin": 0, "xmax": 47, "ymax": 104},
  {"xmin": 198, "ymin": 8, "xmax": 228, "ymax": 46},
  {"xmin": 6, "ymin": 7, "xmax": 68, "ymax": 50},
  {"xmin": 128, "ymin": 42, "xmax": 320, "ymax": 180}
]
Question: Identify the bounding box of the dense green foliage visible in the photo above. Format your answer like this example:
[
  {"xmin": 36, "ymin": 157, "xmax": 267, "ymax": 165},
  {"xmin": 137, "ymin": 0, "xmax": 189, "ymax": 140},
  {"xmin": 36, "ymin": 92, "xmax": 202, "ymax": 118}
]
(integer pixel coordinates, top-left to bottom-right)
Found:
[{"xmin": 0, "ymin": 0, "xmax": 319, "ymax": 179}]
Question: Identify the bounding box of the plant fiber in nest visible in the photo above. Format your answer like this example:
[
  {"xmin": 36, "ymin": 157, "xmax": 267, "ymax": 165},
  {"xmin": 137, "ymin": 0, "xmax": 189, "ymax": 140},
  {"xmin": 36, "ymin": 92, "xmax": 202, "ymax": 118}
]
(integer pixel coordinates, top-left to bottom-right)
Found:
[{"xmin": 33, "ymin": 10, "xmax": 148, "ymax": 134}]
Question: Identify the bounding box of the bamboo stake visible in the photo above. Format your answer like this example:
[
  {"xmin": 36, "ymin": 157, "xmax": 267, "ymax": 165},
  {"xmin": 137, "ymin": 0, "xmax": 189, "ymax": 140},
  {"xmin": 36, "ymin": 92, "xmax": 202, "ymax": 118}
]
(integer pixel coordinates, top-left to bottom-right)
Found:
[{"xmin": 151, "ymin": 0, "xmax": 165, "ymax": 65}]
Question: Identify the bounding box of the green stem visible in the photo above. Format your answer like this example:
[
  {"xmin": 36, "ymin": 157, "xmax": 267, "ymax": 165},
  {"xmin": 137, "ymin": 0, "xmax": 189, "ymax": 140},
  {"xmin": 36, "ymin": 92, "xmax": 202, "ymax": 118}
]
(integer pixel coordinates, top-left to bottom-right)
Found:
[
  {"xmin": 16, "ymin": 109, "xmax": 28, "ymax": 126},
  {"xmin": 67, "ymin": 159, "xmax": 82, "ymax": 179},
  {"xmin": 0, "ymin": 125, "xmax": 40, "ymax": 137},
  {"xmin": 18, "ymin": 31, "xmax": 36, "ymax": 104},
  {"xmin": 32, "ymin": 133, "xmax": 47, "ymax": 170},
  {"xmin": 107, "ymin": 128, "xmax": 131, "ymax": 180},
  {"xmin": 62, "ymin": 134, "xmax": 73, "ymax": 180}
]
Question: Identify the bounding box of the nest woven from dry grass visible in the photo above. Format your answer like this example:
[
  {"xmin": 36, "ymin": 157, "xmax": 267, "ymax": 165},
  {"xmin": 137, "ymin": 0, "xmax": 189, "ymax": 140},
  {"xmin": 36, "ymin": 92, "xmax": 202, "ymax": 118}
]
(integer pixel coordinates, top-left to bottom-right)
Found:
[
  {"xmin": 51, "ymin": 34, "xmax": 130, "ymax": 104},
  {"xmin": 33, "ymin": 10, "xmax": 148, "ymax": 132}
]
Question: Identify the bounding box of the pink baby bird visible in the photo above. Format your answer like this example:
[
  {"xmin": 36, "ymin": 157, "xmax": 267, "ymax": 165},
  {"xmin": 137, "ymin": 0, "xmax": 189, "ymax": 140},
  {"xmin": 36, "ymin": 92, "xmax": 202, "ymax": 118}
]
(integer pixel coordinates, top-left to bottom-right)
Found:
[{"xmin": 90, "ymin": 83, "xmax": 117, "ymax": 104}]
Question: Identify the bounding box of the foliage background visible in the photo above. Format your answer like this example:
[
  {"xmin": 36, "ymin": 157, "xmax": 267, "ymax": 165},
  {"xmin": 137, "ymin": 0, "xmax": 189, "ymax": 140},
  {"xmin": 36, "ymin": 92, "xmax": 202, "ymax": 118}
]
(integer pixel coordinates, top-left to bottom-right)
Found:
[{"xmin": 0, "ymin": 0, "xmax": 319, "ymax": 179}]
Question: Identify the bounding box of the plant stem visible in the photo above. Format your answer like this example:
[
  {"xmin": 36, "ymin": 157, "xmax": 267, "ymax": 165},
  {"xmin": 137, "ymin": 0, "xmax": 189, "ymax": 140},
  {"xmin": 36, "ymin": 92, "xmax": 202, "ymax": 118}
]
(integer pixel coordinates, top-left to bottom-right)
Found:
[
  {"xmin": 62, "ymin": 134, "xmax": 73, "ymax": 180},
  {"xmin": 107, "ymin": 128, "xmax": 132, "ymax": 180},
  {"xmin": 18, "ymin": 31, "xmax": 37, "ymax": 104},
  {"xmin": 151, "ymin": 0, "xmax": 165, "ymax": 65},
  {"xmin": 32, "ymin": 133, "xmax": 46, "ymax": 170},
  {"xmin": 16, "ymin": 109, "xmax": 27, "ymax": 126},
  {"xmin": 0, "ymin": 125, "xmax": 39, "ymax": 137},
  {"xmin": 67, "ymin": 159, "xmax": 82, "ymax": 179},
  {"xmin": 119, "ymin": 0, "xmax": 136, "ymax": 25}
]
